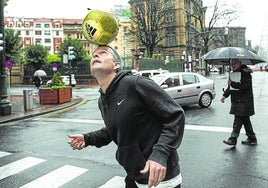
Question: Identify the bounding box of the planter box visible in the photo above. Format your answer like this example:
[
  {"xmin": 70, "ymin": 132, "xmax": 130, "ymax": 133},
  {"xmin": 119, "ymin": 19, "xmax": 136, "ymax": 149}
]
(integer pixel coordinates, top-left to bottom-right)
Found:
[{"xmin": 39, "ymin": 87, "xmax": 72, "ymax": 104}]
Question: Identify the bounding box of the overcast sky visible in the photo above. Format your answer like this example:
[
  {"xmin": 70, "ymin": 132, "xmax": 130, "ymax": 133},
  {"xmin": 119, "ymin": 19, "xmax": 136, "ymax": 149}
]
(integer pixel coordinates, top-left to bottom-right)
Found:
[{"xmin": 4, "ymin": 0, "xmax": 267, "ymax": 46}]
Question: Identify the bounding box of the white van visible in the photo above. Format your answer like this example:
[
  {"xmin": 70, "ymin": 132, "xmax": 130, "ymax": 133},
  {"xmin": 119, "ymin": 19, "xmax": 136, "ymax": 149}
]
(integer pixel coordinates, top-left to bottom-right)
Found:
[{"xmin": 133, "ymin": 69, "xmax": 169, "ymax": 78}]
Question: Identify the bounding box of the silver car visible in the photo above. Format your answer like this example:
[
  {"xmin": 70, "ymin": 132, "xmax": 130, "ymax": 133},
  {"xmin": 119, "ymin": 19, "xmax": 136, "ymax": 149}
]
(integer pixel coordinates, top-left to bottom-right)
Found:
[{"xmin": 151, "ymin": 72, "xmax": 216, "ymax": 108}]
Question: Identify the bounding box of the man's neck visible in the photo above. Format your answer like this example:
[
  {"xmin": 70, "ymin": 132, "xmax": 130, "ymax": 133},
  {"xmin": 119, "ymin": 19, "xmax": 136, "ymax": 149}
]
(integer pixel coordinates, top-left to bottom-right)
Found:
[{"xmin": 95, "ymin": 73, "xmax": 116, "ymax": 93}]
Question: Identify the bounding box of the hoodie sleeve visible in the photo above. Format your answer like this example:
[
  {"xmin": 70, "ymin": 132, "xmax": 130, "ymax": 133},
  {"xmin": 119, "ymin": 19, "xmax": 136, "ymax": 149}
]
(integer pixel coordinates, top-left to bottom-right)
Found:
[
  {"xmin": 83, "ymin": 127, "xmax": 112, "ymax": 148},
  {"xmin": 135, "ymin": 76, "xmax": 185, "ymax": 166}
]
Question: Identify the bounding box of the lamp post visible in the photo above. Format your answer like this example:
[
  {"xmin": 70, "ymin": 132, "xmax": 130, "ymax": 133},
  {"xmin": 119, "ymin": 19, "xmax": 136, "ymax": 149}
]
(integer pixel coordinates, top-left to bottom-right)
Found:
[
  {"xmin": 0, "ymin": 0, "xmax": 11, "ymax": 115},
  {"xmin": 133, "ymin": 49, "xmax": 140, "ymax": 71}
]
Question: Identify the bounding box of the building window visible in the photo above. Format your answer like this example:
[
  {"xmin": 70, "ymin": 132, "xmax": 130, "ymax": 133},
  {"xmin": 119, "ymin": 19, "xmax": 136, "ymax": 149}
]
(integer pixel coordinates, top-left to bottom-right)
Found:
[
  {"xmin": 166, "ymin": 12, "xmax": 174, "ymax": 23},
  {"xmin": 44, "ymin": 38, "xmax": 51, "ymax": 43},
  {"xmin": 17, "ymin": 31, "xmax": 21, "ymax": 35},
  {"xmin": 55, "ymin": 31, "xmax": 59, "ymax": 36},
  {"xmin": 44, "ymin": 30, "xmax": 51, "ymax": 35},
  {"xmin": 44, "ymin": 24, "xmax": 50, "ymax": 28},
  {"xmin": 166, "ymin": 0, "xmax": 174, "ymax": 8},
  {"xmin": 45, "ymin": 46, "xmax": 51, "ymax": 51},
  {"xmin": 35, "ymin": 23, "xmax": 41, "ymax": 28},
  {"xmin": 35, "ymin": 39, "xmax": 41, "ymax": 45},
  {"xmin": 166, "ymin": 31, "xmax": 176, "ymax": 46},
  {"xmin": 9, "ymin": 23, "xmax": 13, "ymax": 27},
  {"xmin": 25, "ymin": 38, "xmax": 31, "ymax": 45},
  {"xmin": 35, "ymin": 30, "xmax": 42, "ymax": 35},
  {"xmin": 25, "ymin": 23, "xmax": 30, "ymax": 28},
  {"xmin": 26, "ymin": 31, "xmax": 30, "ymax": 36}
]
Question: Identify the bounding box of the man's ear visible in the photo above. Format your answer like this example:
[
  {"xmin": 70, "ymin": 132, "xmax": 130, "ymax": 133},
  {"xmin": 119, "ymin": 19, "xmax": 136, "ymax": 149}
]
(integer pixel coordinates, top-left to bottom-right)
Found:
[{"xmin": 113, "ymin": 61, "xmax": 121, "ymax": 69}]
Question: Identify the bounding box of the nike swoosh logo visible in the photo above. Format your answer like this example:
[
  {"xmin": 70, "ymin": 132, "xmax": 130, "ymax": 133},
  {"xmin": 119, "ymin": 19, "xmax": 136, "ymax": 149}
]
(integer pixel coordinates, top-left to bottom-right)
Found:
[{"xmin": 117, "ymin": 99, "xmax": 125, "ymax": 105}]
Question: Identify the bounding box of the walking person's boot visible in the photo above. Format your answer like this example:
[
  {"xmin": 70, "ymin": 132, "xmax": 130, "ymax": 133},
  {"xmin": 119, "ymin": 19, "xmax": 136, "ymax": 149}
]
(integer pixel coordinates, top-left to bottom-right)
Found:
[{"xmin": 223, "ymin": 137, "xmax": 237, "ymax": 146}]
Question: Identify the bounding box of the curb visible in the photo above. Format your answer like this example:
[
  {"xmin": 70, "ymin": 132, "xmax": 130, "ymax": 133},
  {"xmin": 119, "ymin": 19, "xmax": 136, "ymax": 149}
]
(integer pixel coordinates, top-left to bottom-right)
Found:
[{"xmin": 0, "ymin": 97, "xmax": 85, "ymax": 124}]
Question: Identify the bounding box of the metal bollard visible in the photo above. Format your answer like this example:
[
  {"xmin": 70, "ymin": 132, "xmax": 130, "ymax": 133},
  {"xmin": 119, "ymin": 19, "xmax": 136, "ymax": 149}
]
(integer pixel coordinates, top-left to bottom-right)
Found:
[{"xmin": 23, "ymin": 90, "xmax": 33, "ymax": 111}]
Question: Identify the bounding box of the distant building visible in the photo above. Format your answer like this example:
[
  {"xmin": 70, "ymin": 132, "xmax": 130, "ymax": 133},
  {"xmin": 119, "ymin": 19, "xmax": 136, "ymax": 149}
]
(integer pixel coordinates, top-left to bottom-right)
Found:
[
  {"xmin": 208, "ymin": 27, "xmax": 246, "ymax": 50},
  {"xmin": 4, "ymin": 2, "xmax": 247, "ymax": 69},
  {"xmin": 4, "ymin": 16, "xmax": 64, "ymax": 54}
]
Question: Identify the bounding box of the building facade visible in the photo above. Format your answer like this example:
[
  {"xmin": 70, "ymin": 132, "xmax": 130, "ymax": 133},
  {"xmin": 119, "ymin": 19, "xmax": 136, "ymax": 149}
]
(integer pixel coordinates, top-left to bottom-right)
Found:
[{"xmin": 4, "ymin": 1, "xmax": 247, "ymax": 71}]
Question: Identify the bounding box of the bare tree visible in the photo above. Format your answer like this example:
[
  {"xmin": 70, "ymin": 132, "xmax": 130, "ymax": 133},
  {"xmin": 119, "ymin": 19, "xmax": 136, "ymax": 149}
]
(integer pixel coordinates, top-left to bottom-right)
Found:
[
  {"xmin": 129, "ymin": 0, "xmax": 166, "ymax": 57},
  {"xmin": 199, "ymin": 0, "xmax": 240, "ymax": 54}
]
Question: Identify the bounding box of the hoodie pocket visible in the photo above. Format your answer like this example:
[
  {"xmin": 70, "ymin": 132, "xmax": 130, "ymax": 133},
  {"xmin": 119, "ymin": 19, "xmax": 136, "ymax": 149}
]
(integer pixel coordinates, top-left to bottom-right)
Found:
[{"xmin": 116, "ymin": 143, "xmax": 147, "ymax": 180}]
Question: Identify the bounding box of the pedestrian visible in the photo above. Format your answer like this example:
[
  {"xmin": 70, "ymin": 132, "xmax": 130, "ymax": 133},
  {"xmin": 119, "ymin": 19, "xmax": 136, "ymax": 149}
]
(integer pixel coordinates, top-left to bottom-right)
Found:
[
  {"xmin": 68, "ymin": 45, "xmax": 185, "ymax": 188},
  {"xmin": 33, "ymin": 76, "xmax": 42, "ymax": 94},
  {"xmin": 221, "ymin": 59, "xmax": 257, "ymax": 146}
]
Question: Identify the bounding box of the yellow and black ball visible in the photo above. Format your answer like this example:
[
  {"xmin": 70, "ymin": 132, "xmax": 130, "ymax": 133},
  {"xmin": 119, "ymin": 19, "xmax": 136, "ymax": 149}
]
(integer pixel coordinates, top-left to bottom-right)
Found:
[{"xmin": 82, "ymin": 10, "xmax": 119, "ymax": 45}]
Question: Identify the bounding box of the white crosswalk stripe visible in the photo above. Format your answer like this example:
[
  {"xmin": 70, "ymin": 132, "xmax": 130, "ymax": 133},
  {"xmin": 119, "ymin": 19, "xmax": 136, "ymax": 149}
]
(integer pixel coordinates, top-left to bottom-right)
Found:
[
  {"xmin": 99, "ymin": 176, "xmax": 125, "ymax": 188},
  {"xmin": 0, "ymin": 156, "xmax": 45, "ymax": 180},
  {"xmin": 0, "ymin": 151, "xmax": 117, "ymax": 187},
  {"xmin": 20, "ymin": 165, "xmax": 88, "ymax": 188},
  {"xmin": 0, "ymin": 151, "xmax": 12, "ymax": 157}
]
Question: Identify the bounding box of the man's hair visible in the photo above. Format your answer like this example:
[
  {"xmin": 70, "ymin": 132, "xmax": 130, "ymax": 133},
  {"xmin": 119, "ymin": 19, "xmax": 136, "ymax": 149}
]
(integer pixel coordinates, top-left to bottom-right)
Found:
[
  {"xmin": 108, "ymin": 46, "xmax": 122, "ymax": 63},
  {"xmin": 94, "ymin": 45, "xmax": 122, "ymax": 72},
  {"xmin": 106, "ymin": 46, "xmax": 122, "ymax": 72},
  {"xmin": 230, "ymin": 59, "xmax": 241, "ymax": 64},
  {"xmin": 97, "ymin": 45, "xmax": 121, "ymax": 63}
]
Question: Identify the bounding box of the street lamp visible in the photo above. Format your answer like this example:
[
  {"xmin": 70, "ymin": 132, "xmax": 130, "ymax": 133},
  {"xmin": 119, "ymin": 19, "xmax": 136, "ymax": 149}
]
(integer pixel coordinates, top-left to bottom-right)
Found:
[
  {"xmin": 132, "ymin": 49, "xmax": 141, "ymax": 71},
  {"xmin": 132, "ymin": 46, "xmax": 145, "ymax": 71},
  {"xmin": 0, "ymin": 0, "xmax": 12, "ymax": 115}
]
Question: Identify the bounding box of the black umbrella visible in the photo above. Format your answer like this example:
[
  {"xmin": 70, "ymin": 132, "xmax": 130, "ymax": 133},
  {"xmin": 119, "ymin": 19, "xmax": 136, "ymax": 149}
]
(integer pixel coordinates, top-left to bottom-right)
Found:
[{"xmin": 202, "ymin": 47, "xmax": 266, "ymax": 65}]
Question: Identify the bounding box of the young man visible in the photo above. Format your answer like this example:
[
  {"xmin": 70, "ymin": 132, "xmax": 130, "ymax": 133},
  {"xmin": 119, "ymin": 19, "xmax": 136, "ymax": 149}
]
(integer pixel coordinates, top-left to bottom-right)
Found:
[
  {"xmin": 68, "ymin": 46, "xmax": 185, "ymax": 187},
  {"xmin": 222, "ymin": 59, "xmax": 257, "ymax": 146}
]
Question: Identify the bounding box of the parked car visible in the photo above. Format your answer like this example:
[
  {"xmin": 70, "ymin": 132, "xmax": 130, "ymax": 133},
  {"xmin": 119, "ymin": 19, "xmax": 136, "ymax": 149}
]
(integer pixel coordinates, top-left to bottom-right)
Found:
[
  {"xmin": 151, "ymin": 72, "xmax": 216, "ymax": 108},
  {"xmin": 47, "ymin": 74, "xmax": 76, "ymax": 87},
  {"xmin": 210, "ymin": 67, "xmax": 220, "ymax": 72},
  {"xmin": 133, "ymin": 69, "xmax": 169, "ymax": 78}
]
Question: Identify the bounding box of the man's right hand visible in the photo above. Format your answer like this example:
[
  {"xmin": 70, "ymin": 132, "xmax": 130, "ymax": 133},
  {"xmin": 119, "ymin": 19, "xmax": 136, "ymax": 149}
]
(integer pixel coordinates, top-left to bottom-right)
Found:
[
  {"xmin": 221, "ymin": 96, "xmax": 225, "ymax": 103},
  {"xmin": 68, "ymin": 134, "xmax": 86, "ymax": 150}
]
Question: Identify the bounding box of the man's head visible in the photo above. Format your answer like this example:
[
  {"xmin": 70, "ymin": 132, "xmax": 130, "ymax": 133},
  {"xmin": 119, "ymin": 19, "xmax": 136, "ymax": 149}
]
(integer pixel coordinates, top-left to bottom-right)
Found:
[
  {"xmin": 90, "ymin": 46, "xmax": 121, "ymax": 77},
  {"xmin": 230, "ymin": 59, "xmax": 241, "ymax": 71}
]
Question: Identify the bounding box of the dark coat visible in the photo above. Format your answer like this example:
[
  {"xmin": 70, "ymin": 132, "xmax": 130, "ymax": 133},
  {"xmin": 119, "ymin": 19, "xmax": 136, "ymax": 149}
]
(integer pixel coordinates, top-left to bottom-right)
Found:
[
  {"xmin": 223, "ymin": 65, "xmax": 255, "ymax": 116},
  {"xmin": 33, "ymin": 76, "xmax": 42, "ymax": 87}
]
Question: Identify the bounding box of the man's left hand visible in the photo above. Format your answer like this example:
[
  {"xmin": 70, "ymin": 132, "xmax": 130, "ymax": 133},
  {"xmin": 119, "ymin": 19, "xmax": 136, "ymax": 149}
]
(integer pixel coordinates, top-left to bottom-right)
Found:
[{"xmin": 140, "ymin": 160, "xmax": 166, "ymax": 187}]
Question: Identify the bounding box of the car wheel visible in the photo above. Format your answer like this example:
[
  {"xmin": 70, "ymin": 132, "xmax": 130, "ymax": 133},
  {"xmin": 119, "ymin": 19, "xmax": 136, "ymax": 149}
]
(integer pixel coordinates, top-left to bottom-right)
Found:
[{"xmin": 199, "ymin": 92, "xmax": 212, "ymax": 108}]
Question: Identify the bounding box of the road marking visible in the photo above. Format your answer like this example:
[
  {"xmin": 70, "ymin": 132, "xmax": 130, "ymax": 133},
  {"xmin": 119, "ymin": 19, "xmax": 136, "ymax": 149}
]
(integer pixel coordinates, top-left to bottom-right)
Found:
[
  {"xmin": 33, "ymin": 118, "xmax": 104, "ymax": 124},
  {"xmin": 0, "ymin": 151, "xmax": 12, "ymax": 157},
  {"xmin": 33, "ymin": 118, "xmax": 240, "ymax": 133},
  {"xmin": 0, "ymin": 157, "xmax": 45, "ymax": 180},
  {"xmin": 20, "ymin": 165, "xmax": 88, "ymax": 188},
  {"xmin": 186, "ymin": 124, "xmax": 245, "ymax": 133},
  {"xmin": 99, "ymin": 176, "xmax": 125, "ymax": 188}
]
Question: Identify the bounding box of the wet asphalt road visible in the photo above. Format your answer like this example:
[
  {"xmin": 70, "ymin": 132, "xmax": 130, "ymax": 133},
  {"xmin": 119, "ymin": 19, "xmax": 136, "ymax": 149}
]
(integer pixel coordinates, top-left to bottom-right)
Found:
[{"xmin": 0, "ymin": 71, "xmax": 268, "ymax": 188}]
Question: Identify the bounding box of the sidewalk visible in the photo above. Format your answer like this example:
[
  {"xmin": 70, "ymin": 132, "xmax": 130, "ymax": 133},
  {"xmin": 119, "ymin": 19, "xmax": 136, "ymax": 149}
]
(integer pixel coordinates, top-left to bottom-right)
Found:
[{"xmin": 0, "ymin": 94, "xmax": 84, "ymax": 124}]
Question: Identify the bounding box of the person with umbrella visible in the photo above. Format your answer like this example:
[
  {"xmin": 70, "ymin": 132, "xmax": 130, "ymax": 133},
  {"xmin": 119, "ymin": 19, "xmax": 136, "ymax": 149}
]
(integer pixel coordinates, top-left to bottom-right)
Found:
[
  {"xmin": 221, "ymin": 59, "xmax": 257, "ymax": 146},
  {"xmin": 33, "ymin": 70, "xmax": 46, "ymax": 95},
  {"xmin": 32, "ymin": 76, "xmax": 42, "ymax": 94}
]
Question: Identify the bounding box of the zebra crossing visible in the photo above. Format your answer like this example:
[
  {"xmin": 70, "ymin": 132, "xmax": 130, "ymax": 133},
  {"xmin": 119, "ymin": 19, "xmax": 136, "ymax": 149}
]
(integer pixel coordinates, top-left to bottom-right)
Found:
[{"xmin": 0, "ymin": 151, "xmax": 125, "ymax": 188}]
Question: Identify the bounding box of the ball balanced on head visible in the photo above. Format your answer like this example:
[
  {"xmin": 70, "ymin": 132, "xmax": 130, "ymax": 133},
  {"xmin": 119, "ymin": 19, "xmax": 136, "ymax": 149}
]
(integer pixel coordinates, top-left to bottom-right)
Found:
[{"xmin": 82, "ymin": 10, "xmax": 119, "ymax": 45}]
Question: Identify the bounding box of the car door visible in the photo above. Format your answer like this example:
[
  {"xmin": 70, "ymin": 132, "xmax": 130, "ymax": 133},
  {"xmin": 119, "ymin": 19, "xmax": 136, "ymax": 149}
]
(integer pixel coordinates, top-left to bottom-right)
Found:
[
  {"xmin": 163, "ymin": 75, "xmax": 185, "ymax": 104},
  {"xmin": 179, "ymin": 74, "xmax": 201, "ymax": 105}
]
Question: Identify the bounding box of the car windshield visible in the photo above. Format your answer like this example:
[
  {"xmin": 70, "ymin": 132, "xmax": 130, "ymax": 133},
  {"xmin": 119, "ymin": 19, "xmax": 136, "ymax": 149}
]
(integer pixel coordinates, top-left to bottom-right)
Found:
[{"xmin": 151, "ymin": 74, "xmax": 167, "ymax": 84}]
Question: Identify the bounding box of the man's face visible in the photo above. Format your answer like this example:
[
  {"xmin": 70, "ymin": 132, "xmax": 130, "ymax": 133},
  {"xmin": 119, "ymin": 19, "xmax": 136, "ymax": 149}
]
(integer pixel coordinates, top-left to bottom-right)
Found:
[
  {"xmin": 90, "ymin": 46, "xmax": 119, "ymax": 76},
  {"xmin": 231, "ymin": 59, "xmax": 241, "ymax": 71}
]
